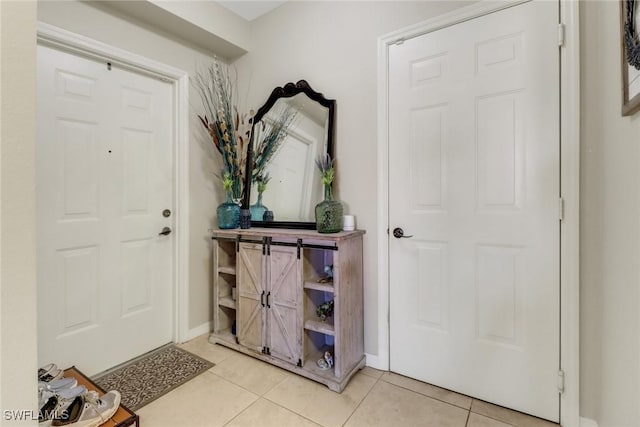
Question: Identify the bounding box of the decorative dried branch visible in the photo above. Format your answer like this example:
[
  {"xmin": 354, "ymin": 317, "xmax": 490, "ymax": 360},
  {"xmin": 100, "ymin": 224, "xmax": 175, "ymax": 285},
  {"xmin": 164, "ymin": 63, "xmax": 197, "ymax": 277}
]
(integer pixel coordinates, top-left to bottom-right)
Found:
[
  {"xmin": 193, "ymin": 58, "xmax": 253, "ymax": 198},
  {"xmin": 252, "ymin": 104, "xmax": 297, "ymax": 183}
]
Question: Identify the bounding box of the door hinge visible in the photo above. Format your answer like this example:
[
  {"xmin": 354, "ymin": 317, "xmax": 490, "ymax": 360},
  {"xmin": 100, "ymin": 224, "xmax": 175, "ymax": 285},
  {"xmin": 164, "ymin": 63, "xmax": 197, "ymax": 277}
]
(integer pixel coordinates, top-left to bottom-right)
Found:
[
  {"xmin": 559, "ymin": 197, "xmax": 565, "ymax": 222},
  {"xmin": 558, "ymin": 23, "xmax": 565, "ymax": 47},
  {"xmin": 557, "ymin": 370, "xmax": 565, "ymax": 394}
]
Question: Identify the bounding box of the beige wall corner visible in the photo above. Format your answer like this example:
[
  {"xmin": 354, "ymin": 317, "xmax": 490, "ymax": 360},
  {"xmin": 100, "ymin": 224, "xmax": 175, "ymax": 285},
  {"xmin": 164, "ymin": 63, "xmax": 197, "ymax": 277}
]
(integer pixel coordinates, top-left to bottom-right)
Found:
[
  {"xmin": 231, "ymin": 0, "xmax": 475, "ymax": 357},
  {"xmin": 95, "ymin": 0, "xmax": 251, "ymax": 60},
  {"xmin": 580, "ymin": 1, "xmax": 640, "ymax": 426},
  {"xmin": 150, "ymin": 0, "xmax": 252, "ymax": 55},
  {"xmin": 0, "ymin": 0, "xmax": 39, "ymax": 423}
]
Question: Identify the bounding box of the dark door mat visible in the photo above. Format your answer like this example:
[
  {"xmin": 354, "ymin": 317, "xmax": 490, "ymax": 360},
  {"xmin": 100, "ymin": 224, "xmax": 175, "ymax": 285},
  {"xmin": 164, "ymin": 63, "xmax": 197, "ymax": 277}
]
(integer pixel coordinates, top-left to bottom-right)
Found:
[{"xmin": 93, "ymin": 344, "xmax": 214, "ymax": 411}]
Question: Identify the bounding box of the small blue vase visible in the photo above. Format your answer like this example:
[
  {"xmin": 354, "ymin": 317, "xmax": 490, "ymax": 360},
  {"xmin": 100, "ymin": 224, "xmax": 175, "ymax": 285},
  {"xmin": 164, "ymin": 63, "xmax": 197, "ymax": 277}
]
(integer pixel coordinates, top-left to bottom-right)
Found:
[
  {"xmin": 217, "ymin": 191, "xmax": 240, "ymax": 229},
  {"xmin": 250, "ymin": 192, "xmax": 268, "ymax": 222}
]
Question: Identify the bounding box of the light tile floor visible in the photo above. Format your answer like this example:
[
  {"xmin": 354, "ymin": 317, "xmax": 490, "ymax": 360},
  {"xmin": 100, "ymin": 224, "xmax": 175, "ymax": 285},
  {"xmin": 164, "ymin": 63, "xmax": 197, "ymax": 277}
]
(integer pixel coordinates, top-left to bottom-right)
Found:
[{"xmin": 136, "ymin": 334, "xmax": 559, "ymax": 427}]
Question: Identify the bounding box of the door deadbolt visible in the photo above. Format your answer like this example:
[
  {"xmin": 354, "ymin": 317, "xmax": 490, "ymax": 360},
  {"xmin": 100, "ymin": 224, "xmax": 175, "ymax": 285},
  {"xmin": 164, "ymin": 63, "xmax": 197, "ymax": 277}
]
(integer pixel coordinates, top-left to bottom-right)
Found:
[{"xmin": 162, "ymin": 209, "xmax": 171, "ymax": 218}]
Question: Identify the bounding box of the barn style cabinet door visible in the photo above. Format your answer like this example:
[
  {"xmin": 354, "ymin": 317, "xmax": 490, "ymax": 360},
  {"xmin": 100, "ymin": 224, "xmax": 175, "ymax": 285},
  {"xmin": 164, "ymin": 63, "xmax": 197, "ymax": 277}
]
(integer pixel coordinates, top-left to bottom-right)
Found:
[{"xmin": 237, "ymin": 241, "xmax": 302, "ymax": 364}]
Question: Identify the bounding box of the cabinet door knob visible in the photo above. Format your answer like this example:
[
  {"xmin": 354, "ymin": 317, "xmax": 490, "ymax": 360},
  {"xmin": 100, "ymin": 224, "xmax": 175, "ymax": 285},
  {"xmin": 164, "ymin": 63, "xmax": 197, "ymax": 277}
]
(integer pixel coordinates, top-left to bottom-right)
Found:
[{"xmin": 260, "ymin": 291, "xmax": 266, "ymax": 307}]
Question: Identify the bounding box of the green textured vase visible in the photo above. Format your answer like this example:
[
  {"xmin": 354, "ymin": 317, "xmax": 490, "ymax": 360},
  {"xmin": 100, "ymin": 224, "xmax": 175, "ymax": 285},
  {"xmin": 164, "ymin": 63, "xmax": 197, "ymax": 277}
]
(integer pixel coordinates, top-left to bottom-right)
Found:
[{"xmin": 315, "ymin": 185, "xmax": 343, "ymax": 233}]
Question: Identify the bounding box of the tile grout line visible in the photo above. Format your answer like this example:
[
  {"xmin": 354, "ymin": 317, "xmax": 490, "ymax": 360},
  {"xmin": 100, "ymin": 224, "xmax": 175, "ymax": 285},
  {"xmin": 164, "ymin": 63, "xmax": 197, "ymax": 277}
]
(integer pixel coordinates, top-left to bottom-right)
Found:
[
  {"xmin": 205, "ymin": 368, "xmax": 268, "ymax": 399},
  {"xmin": 207, "ymin": 361, "xmax": 322, "ymax": 426},
  {"xmin": 379, "ymin": 374, "xmax": 473, "ymax": 412},
  {"xmin": 221, "ymin": 396, "xmax": 262, "ymax": 427},
  {"xmin": 264, "ymin": 398, "xmax": 323, "ymax": 427},
  {"xmin": 467, "ymin": 408, "xmax": 520, "ymax": 427},
  {"xmin": 203, "ymin": 368, "xmax": 271, "ymax": 427},
  {"xmin": 340, "ymin": 374, "xmax": 382, "ymax": 426},
  {"xmin": 259, "ymin": 370, "xmax": 290, "ymax": 397},
  {"xmin": 208, "ymin": 353, "xmax": 295, "ymax": 398},
  {"xmin": 464, "ymin": 409, "xmax": 471, "ymax": 427},
  {"xmin": 259, "ymin": 378, "xmax": 326, "ymax": 426},
  {"xmin": 469, "ymin": 401, "xmax": 550, "ymax": 427}
]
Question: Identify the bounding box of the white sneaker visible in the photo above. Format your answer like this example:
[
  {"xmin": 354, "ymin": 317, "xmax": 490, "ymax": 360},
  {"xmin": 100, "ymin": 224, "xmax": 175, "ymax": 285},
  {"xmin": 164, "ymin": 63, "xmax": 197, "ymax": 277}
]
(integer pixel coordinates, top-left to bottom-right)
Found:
[
  {"xmin": 39, "ymin": 385, "xmax": 87, "ymax": 409},
  {"xmin": 39, "ymin": 378, "xmax": 78, "ymax": 401},
  {"xmin": 60, "ymin": 391, "xmax": 121, "ymax": 427}
]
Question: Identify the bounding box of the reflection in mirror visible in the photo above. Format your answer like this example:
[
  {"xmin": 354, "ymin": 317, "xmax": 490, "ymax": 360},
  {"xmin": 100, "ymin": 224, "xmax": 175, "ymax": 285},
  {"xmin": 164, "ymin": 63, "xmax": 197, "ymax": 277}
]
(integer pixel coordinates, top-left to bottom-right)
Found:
[
  {"xmin": 251, "ymin": 94, "xmax": 328, "ymax": 221},
  {"xmin": 244, "ymin": 81, "xmax": 335, "ymax": 228}
]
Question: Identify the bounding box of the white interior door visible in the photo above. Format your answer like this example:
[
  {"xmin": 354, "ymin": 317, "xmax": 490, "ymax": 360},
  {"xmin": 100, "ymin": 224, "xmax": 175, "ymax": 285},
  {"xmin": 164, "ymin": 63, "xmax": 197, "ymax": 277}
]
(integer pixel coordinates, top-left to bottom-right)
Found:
[
  {"xmin": 37, "ymin": 44, "xmax": 174, "ymax": 375},
  {"xmin": 389, "ymin": 1, "xmax": 560, "ymax": 421}
]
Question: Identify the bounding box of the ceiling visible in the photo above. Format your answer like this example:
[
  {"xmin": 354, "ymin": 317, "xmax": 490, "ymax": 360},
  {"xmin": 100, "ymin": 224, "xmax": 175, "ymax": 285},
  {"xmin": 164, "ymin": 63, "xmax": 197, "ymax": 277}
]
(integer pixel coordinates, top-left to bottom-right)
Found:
[{"xmin": 216, "ymin": 1, "xmax": 286, "ymax": 21}]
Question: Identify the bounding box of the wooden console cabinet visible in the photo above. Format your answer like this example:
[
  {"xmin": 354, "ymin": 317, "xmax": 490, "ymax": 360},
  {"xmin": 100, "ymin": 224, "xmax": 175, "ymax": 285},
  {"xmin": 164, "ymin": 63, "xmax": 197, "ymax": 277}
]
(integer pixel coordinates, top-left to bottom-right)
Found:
[{"xmin": 209, "ymin": 228, "xmax": 365, "ymax": 392}]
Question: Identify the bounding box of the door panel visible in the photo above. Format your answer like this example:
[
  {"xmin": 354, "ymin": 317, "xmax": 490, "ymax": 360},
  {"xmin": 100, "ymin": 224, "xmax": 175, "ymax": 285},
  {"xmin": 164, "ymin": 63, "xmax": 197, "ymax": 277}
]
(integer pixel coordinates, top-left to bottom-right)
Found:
[
  {"xmin": 389, "ymin": 1, "xmax": 560, "ymax": 421},
  {"xmin": 37, "ymin": 44, "xmax": 174, "ymax": 375},
  {"xmin": 237, "ymin": 243, "xmax": 265, "ymax": 353},
  {"xmin": 267, "ymin": 246, "xmax": 302, "ymax": 364}
]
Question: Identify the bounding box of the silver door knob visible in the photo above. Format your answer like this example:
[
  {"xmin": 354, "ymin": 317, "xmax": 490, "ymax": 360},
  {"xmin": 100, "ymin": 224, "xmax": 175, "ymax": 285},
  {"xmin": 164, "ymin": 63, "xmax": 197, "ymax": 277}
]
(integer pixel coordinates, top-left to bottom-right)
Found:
[
  {"xmin": 393, "ymin": 227, "xmax": 413, "ymax": 238},
  {"xmin": 159, "ymin": 227, "xmax": 172, "ymax": 236}
]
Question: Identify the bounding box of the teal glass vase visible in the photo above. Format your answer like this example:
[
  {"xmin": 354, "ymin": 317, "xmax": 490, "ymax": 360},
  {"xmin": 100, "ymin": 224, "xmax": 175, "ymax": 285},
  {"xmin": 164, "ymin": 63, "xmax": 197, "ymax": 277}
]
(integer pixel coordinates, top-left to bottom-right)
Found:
[
  {"xmin": 217, "ymin": 191, "xmax": 240, "ymax": 229},
  {"xmin": 250, "ymin": 192, "xmax": 268, "ymax": 221},
  {"xmin": 315, "ymin": 185, "xmax": 343, "ymax": 233}
]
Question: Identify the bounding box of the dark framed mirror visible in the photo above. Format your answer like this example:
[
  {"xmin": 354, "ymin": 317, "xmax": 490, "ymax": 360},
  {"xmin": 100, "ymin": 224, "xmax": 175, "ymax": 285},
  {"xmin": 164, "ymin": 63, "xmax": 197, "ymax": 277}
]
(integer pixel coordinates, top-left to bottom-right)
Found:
[{"xmin": 243, "ymin": 80, "xmax": 335, "ymax": 229}]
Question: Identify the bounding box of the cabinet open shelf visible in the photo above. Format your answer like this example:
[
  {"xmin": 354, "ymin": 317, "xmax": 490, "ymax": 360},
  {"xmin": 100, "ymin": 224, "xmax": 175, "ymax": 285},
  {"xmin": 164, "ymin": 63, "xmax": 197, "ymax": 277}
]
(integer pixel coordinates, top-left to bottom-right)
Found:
[
  {"xmin": 218, "ymin": 266, "xmax": 236, "ymax": 275},
  {"xmin": 214, "ymin": 327, "xmax": 236, "ymax": 345},
  {"xmin": 304, "ymin": 319, "xmax": 335, "ymax": 336},
  {"xmin": 303, "ymin": 280, "xmax": 334, "ymax": 293},
  {"xmin": 303, "ymin": 344, "xmax": 336, "ymax": 380},
  {"xmin": 218, "ymin": 296, "xmax": 236, "ymax": 310}
]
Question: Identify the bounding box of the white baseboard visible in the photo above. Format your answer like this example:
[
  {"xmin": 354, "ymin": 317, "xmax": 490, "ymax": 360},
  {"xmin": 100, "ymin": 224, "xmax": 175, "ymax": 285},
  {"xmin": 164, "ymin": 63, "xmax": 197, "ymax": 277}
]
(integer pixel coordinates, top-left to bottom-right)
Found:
[
  {"xmin": 580, "ymin": 417, "xmax": 598, "ymax": 427},
  {"xmin": 185, "ymin": 321, "xmax": 211, "ymax": 341},
  {"xmin": 365, "ymin": 353, "xmax": 386, "ymax": 370}
]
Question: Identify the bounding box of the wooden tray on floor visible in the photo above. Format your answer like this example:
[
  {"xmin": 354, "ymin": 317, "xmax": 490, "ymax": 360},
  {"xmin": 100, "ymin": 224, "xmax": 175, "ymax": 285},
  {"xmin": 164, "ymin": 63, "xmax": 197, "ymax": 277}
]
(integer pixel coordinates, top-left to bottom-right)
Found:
[{"xmin": 64, "ymin": 367, "xmax": 139, "ymax": 427}]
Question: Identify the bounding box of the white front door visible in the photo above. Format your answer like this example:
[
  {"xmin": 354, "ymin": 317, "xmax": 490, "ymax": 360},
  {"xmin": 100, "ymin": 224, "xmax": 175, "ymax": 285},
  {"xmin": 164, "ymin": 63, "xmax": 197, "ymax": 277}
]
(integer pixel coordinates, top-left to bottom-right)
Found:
[
  {"xmin": 37, "ymin": 44, "xmax": 174, "ymax": 375},
  {"xmin": 389, "ymin": 1, "xmax": 560, "ymax": 421}
]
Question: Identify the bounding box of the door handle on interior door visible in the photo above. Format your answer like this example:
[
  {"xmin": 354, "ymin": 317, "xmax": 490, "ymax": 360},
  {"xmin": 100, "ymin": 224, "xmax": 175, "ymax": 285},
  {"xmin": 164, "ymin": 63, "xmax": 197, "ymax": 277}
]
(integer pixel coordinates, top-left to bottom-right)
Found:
[
  {"xmin": 393, "ymin": 227, "xmax": 413, "ymax": 239},
  {"xmin": 159, "ymin": 227, "xmax": 172, "ymax": 236}
]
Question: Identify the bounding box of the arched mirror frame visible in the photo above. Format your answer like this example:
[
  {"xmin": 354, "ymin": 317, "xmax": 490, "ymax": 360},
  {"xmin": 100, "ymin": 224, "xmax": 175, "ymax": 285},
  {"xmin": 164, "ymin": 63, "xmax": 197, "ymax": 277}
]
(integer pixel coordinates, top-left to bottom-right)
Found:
[{"xmin": 243, "ymin": 80, "xmax": 336, "ymax": 229}]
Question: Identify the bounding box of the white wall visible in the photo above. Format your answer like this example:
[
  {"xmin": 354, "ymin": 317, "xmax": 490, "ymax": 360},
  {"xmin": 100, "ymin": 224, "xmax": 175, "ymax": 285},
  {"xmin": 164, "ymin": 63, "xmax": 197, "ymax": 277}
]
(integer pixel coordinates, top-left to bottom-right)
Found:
[
  {"xmin": 22, "ymin": 2, "xmax": 640, "ymax": 425},
  {"xmin": 0, "ymin": 0, "xmax": 39, "ymax": 423},
  {"xmin": 149, "ymin": 0, "xmax": 252, "ymax": 52},
  {"xmin": 232, "ymin": 0, "xmax": 473, "ymax": 358},
  {"xmin": 580, "ymin": 2, "xmax": 640, "ymax": 426},
  {"xmin": 36, "ymin": 0, "xmax": 235, "ymax": 333}
]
